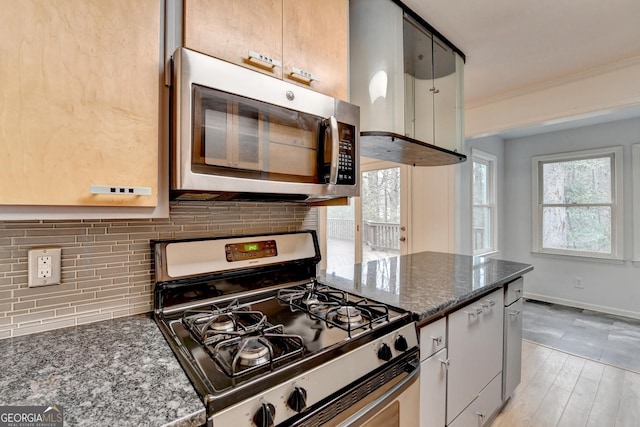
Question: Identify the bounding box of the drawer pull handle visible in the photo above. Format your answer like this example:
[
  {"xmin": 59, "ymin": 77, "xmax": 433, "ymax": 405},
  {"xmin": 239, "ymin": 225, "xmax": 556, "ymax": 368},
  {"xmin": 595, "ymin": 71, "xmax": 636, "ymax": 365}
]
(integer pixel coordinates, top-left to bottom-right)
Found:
[
  {"xmin": 439, "ymin": 358, "xmax": 450, "ymax": 369},
  {"xmin": 515, "ymin": 288, "xmax": 522, "ymax": 296},
  {"xmin": 90, "ymin": 185, "xmax": 152, "ymax": 196},
  {"xmin": 432, "ymin": 336, "xmax": 443, "ymax": 345},
  {"xmin": 290, "ymin": 67, "xmax": 319, "ymax": 83},
  {"xmin": 466, "ymin": 307, "xmax": 483, "ymax": 318},
  {"xmin": 476, "ymin": 411, "xmax": 485, "ymax": 420},
  {"xmin": 248, "ymin": 50, "xmax": 282, "ymax": 69},
  {"xmin": 509, "ymin": 309, "xmax": 521, "ymax": 318}
]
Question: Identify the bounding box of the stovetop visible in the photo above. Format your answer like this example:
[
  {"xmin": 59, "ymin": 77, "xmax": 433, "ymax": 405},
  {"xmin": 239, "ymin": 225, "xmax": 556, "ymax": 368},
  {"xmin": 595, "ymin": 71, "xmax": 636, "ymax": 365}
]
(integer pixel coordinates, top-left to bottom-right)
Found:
[
  {"xmin": 158, "ymin": 281, "xmax": 409, "ymax": 396},
  {"xmin": 152, "ymin": 231, "xmax": 417, "ymax": 421}
]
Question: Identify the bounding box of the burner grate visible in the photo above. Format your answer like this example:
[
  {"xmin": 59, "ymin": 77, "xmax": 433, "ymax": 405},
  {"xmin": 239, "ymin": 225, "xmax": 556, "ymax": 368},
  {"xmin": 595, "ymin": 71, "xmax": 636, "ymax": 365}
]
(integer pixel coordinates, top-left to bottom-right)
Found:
[
  {"xmin": 277, "ymin": 282, "xmax": 391, "ymax": 337},
  {"xmin": 209, "ymin": 324, "xmax": 305, "ymax": 377},
  {"xmin": 181, "ymin": 299, "xmax": 268, "ymax": 345}
]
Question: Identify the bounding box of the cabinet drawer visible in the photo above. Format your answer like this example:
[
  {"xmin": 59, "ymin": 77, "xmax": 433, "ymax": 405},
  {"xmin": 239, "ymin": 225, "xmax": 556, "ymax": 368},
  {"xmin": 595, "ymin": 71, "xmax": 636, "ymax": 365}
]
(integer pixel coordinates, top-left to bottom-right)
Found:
[
  {"xmin": 504, "ymin": 277, "xmax": 523, "ymax": 306},
  {"xmin": 419, "ymin": 317, "xmax": 446, "ymax": 360},
  {"xmin": 447, "ymin": 372, "xmax": 502, "ymax": 427},
  {"xmin": 447, "ymin": 288, "xmax": 503, "ymax": 423}
]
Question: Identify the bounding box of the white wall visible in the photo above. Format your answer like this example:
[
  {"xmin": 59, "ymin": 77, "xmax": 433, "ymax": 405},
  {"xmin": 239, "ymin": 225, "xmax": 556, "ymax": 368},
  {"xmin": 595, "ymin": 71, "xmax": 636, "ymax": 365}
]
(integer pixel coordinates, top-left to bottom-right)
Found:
[{"xmin": 503, "ymin": 116, "xmax": 640, "ymax": 319}]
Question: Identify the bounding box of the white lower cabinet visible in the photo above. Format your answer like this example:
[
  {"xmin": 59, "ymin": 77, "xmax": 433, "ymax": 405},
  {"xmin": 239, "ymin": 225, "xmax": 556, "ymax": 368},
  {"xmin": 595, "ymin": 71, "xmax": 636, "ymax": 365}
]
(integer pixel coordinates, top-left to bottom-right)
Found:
[
  {"xmin": 418, "ymin": 287, "xmax": 514, "ymax": 427},
  {"xmin": 420, "ymin": 348, "xmax": 447, "ymax": 427},
  {"xmin": 447, "ymin": 373, "xmax": 502, "ymax": 427},
  {"xmin": 447, "ymin": 288, "xmax": 504, "ymax": 425},
  {"xmin": 419, "ymin": 317, "xmax": 446, "ymax": 427}
]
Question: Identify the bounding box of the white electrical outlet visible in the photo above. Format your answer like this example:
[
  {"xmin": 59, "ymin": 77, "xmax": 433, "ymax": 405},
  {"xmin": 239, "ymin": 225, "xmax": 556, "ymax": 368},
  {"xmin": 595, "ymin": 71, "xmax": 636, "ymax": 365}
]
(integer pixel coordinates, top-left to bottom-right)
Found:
[
  {"xmin": 28, "ymin": 247, "xmax": 62, "ymax": 287},
  {"xmin": 574, "ymin": 277, "xmax": 584, "ymax": 289},
  {"xmin": 37, "ymin": 255, "xmax": 53, "ymax": 278}
]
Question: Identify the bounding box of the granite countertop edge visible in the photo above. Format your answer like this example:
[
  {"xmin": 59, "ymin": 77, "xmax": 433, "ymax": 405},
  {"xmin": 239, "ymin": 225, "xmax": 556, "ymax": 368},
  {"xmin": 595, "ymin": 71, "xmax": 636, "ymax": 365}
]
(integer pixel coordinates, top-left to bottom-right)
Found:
[{"xmin": 414, "ymin": 264, "xmax": 534, "ymax": 325}]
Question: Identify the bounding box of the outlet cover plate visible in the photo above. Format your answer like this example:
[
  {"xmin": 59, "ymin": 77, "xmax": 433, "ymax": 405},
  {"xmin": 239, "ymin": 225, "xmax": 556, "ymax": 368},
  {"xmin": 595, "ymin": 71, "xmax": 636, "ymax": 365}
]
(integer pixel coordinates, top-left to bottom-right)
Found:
[{"xmin": 28, "ymin": 247, "xmax": 62, "ymax": 287}]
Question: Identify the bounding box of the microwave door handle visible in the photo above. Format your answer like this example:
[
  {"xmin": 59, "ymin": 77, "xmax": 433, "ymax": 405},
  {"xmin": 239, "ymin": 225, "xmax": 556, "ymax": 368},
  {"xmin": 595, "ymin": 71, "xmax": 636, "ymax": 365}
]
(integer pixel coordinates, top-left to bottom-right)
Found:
[{"xmin": 327, "ymin": 116, "xmax": 340, "ymax": 185}]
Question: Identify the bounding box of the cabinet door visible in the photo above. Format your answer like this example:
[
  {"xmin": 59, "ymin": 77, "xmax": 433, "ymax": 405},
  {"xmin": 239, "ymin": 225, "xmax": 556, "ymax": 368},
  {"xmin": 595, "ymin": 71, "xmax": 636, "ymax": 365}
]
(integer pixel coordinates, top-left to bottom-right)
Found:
[
  {"xmin": 403, "ymin": 17, "xmax": 462, "ymax": 153},
  {"xmin": 503, "ymin": 298, "xmax": 523, "ymax": 400},
  {"xmin": 420, "ymin": 348, "xmax": 447, "ymax": 427},
  {"xmin": 431, "ymin": 42, "xmax": 461, "ymax": 152},
  {"xmin": 447, "ymin": 289, "xmax": 504, "ymax": 423},
  {"xmin": 0, "ymin": 0, "xmax": 159, "ymax": 207},
  {"xmin": 183, "ymin": 0, "xmax": 283, "ymax": 79},
  {"xmin": 282, "ymin": 0, "xmax": 348, "ymax": 100}
]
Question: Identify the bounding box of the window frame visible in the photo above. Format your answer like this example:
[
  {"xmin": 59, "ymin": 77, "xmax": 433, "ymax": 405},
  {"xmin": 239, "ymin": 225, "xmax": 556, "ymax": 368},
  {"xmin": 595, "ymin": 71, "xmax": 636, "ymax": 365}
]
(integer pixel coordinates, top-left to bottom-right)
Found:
[
  {"xmin": 531, "ymin": 146, "xmax": 624, "ymax": 260},
  {"xmin": 633, "ymin": 144, "xmax": 640, "ymax": 264},
  {"xmin": 472, "ymin": 149, "xmax": 498, "ymax": 256}
]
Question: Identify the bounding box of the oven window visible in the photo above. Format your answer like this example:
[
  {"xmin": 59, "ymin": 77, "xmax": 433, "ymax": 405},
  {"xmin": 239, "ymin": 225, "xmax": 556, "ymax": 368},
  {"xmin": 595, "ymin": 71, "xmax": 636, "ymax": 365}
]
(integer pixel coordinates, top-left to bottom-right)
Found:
[{"xmin": 192, "ymin": 84, "xmax": 322, "ymax": 183}]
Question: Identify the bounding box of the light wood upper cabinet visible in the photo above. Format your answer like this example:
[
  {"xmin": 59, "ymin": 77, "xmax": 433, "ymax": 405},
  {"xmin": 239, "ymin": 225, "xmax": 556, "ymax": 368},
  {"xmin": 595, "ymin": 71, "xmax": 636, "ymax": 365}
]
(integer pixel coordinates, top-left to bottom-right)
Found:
[
  {"xmin": 0, "ymin": 0, "xmax": 160, "ymax": 207},
  {"xmin": 183, "ymin": 0, "xmax": 283, "ymax": 80},
  {"xmin": 183, "ymin": 0, "xmax": 348, "ymax": 100},
  {"xmin": 282, "ymin": 0, "xmax": 348, "ymax": 100}
]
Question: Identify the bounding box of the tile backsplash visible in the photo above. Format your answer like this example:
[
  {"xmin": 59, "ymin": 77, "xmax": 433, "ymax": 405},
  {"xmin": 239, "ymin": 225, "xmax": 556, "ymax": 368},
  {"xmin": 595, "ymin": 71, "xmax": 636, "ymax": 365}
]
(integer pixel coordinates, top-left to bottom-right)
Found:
[{"xmin": 0, "ymin": 201, "xmax": 317, "ymax": 339}]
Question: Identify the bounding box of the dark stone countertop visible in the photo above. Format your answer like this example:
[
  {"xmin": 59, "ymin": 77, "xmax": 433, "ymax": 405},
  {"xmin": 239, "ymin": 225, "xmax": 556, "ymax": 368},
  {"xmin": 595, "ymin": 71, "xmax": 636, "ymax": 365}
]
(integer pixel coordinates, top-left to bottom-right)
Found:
[
  {"xmin": 0, "ymin": 314, "xmax": 206, "ymax": 427},
  {"xmin": 0, "ymin": 252, "xmax": 531, "ymax": 427},
  {"xmin": 319, "ymin": 251, "xmax": 533, "ymax": 325}
]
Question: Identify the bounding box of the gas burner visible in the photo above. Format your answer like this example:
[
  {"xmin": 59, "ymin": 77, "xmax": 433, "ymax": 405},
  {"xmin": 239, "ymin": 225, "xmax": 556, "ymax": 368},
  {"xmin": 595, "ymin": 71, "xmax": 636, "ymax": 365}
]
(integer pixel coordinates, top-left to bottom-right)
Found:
[
  {"xmin": 208, "ymin": 315, "xmax": 235, "ymax": 332},
  {"xmin": 302, "ymin": 296, "xmax": 320, "ymax": 306},
  {"xmin": 335, "ymin": 306, "xmax": 364, "ymax": 324},
  {"xmin": 277, "ymin": 282, "xmax": 348, "ymax": 312},
  {"xmin": 181, "ymin": 302, "xmax": 268, "ymax": 344},
  {"xmin": 236, "ymin": 339, "xmax": 271, "ymax": 367},
  {"xmin": 209, "ymin": 325, "xmax": 305, "ymax": 377}
]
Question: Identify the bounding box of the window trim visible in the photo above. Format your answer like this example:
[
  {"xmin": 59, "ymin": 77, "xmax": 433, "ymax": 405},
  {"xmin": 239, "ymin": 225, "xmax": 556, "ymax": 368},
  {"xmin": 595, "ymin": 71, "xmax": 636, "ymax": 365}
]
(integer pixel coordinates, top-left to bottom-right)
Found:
[
  {"xmin": 633, "ymin": 144, "xmax": 640, "ymax": 264},
  {"xmin": 472, "ymin": 149, "xmax": 498, "ymax": 256},
  {"xmin": 531, "ymin": 146, "xmax": 624, "ymax": 260}
]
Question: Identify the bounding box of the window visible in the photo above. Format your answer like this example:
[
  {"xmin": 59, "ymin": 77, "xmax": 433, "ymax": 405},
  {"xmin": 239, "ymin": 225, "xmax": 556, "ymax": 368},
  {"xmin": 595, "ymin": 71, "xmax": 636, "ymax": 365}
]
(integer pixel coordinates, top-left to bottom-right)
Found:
[
  {"xmin": 532, "ymin": 146, "xmax": 623, "ymax": 259},
  {"xmin": 472, "ymin": 149, "xmax": 497, "ymax": 255}
]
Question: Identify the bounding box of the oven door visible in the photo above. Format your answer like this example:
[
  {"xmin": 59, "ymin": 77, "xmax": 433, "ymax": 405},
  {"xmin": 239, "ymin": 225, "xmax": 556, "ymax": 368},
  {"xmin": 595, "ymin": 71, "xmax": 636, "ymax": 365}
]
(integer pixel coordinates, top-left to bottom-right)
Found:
[
  {"xmin": 331, "ymin": 367, "xmax": 420, "ymax": 427},
  {"xmin": 286, "ymin": 351, "xmax": 420, "ymax": 427}
]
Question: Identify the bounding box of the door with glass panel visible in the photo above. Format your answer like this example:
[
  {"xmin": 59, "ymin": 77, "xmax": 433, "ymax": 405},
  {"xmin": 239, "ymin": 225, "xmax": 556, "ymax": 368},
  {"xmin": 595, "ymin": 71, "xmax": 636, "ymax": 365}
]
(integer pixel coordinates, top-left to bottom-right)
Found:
[{"xmin": 325, "ymin": 162, "xmax": 408, "ymax": 275}]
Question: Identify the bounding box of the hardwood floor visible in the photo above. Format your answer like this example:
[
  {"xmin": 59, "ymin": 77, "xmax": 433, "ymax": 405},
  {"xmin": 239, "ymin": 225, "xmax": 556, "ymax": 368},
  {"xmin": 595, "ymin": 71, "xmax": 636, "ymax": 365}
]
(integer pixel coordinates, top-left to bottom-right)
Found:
[{"xmin": 491, "ymin": 340, "xmax": 640, "ymax": 427}]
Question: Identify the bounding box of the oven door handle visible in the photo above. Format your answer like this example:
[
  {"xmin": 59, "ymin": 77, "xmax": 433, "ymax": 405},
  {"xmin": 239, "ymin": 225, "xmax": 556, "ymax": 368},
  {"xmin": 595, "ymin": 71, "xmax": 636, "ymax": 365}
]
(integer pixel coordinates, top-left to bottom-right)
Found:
[{"xmin": 336, "ymin": 365, "xmax": 420, "ymax": 427}]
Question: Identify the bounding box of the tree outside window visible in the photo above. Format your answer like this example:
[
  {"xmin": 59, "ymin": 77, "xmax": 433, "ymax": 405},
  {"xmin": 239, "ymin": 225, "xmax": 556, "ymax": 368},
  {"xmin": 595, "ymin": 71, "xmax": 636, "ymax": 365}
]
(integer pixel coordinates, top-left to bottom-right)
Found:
[{"xmin": 532, "ymin": 147, "xmax": 623, "ymax": 259}]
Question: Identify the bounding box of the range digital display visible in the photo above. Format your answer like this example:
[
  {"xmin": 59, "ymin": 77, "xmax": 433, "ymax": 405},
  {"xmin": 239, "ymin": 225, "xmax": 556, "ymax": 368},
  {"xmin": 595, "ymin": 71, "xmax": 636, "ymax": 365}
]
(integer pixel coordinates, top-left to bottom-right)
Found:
[{"xmin": 225, "ymin": 240, "xmax": 277, "ymax": 262}]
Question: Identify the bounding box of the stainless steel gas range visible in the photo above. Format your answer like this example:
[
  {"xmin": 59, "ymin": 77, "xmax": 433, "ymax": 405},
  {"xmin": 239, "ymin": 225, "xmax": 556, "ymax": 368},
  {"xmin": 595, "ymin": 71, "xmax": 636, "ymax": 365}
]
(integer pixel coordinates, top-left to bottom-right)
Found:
[{"xmin": 153, "ymin": 231, "xmax": 419, "ymax": 426}]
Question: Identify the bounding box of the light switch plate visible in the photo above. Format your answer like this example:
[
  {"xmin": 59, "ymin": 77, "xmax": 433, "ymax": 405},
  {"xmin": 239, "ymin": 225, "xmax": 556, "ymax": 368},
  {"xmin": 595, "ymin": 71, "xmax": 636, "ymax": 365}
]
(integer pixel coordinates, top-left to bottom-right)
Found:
[{"xmin": 28, "ymin": 247, "xmax": 62, "ymax": 287}]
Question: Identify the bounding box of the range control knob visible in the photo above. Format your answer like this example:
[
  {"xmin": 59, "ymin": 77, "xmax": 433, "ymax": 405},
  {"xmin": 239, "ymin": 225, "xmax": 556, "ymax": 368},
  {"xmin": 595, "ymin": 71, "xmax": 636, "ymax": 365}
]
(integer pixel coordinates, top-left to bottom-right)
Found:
[
  {"xmin": 394, "ymin": 334, "xmax": 409, "ymax": 352},
  {"xmin": 377, "ymin": 343, "xmax": 392, "ymax": 361},
  {"xmin": 287, "ymin": 387, "xmax": 308, "ymax": 413},
  {"xmin": 253, "ymin": 403, "xmax": 276, "ymax": 427}
]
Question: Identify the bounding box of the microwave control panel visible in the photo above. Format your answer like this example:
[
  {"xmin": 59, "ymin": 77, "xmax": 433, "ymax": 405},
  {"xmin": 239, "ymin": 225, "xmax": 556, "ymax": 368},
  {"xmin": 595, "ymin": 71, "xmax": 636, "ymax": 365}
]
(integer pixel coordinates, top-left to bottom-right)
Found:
[{"xmin": 336, "ymin": 123, "xmax": 356, "ymax": 185}]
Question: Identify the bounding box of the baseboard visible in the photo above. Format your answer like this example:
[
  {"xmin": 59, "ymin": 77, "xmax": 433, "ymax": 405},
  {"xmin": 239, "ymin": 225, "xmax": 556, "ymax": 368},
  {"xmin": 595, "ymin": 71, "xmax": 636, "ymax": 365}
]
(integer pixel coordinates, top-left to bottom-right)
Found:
[{"xmin": 523, "ymin": 292, "xmax": 640, "ymax": 321}]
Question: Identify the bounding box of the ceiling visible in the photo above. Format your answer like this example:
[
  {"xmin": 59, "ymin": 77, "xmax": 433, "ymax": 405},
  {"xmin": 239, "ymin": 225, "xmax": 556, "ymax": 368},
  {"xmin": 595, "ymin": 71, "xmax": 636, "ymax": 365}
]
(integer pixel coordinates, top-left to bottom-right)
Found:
[{"xmin": 402, "ymin": 0, "xmax": 640, "ymax": 110}]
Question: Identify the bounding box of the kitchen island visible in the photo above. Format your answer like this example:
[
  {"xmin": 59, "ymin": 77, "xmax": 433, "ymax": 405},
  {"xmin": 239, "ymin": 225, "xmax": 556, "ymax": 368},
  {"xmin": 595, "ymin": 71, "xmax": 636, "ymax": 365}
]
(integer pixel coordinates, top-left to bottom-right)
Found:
[
  {"xmin": 0, "ymin": 251, "xmax": 531, "ymax": 427},
  {"xmin": 320, "ymin": 251, "xmax": 533, "ymax": 325},
  {"xmin": 321, "ymin": 251, "xmax": 533, "ymax": 427}
]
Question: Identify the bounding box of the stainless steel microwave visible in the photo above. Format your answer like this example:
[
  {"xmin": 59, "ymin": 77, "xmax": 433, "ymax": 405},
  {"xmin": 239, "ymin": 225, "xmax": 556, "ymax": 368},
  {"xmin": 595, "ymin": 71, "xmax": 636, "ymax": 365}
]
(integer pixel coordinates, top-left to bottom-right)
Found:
[{"xmin": 171, "ymin": 48, "xmax": 360, "ymax": 202}]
